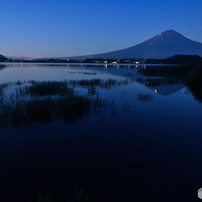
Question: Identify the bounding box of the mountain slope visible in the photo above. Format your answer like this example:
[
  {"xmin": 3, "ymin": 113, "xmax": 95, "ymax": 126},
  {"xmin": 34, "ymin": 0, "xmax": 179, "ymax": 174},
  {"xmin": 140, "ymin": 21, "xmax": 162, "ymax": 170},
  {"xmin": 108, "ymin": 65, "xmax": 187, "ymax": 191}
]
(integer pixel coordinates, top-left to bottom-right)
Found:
[
  {"xmin": 0, "ymin": 54, "xmax": 8, "ymax": 62},
  {"xmin": 72, "ymin": 30, "xmax": 202, "ymax": 59}
]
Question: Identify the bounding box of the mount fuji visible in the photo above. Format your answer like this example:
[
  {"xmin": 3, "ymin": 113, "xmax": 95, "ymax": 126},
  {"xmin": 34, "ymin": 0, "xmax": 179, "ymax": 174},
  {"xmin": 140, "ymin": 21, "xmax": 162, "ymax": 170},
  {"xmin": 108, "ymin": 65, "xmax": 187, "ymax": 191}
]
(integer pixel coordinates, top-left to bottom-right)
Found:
[{"xmin": 72, "ymin": 30, "xmax": 202, "ymax": 59}]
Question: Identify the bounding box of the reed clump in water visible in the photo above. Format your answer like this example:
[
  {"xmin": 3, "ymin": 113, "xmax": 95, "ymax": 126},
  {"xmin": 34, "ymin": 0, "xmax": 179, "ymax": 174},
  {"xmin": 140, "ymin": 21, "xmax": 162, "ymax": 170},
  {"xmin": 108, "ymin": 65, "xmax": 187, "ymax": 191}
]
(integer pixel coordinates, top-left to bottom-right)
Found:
[
  {"xmin": 0, "ymin": 79, "xmax": 126, "ymax": 128},
  {"xmin": 26, "ymin": 80, "xmax": 74, "ymax": 96},
  {"xmin": 0, "ymin": 95, "xmax": 92, "ymax": 127}
]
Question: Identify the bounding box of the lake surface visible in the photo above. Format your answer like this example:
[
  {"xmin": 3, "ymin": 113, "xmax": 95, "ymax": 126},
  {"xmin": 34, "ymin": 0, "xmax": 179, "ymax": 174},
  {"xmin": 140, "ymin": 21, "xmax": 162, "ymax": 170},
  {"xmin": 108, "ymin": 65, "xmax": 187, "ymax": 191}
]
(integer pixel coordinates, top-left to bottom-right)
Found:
[{"xmin": 0, "ymin": 63, "xmax": 202, "ymax": 201}]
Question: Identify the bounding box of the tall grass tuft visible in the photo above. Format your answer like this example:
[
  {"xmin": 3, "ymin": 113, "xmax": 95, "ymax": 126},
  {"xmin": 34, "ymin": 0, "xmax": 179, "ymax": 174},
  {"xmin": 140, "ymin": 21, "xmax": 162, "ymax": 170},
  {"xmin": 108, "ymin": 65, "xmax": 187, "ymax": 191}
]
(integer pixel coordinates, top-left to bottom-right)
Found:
[
  {"xmin": 26, "ymin": 81, "xmax": 74, "ymax": 96},
  {"xmin": 0, "ymin": 95, "xmax": 93, "ymax": 127},
  {"xmin": 56, "ymin": 96, "xmax": 91, "ymax": 121},
  {"xmin": 0, "ymin": 83, "xmax": 9, "ymax": 96},
  {"xmin": 25, "ymin": 98, "xmax": 55, "ymax": 122}
]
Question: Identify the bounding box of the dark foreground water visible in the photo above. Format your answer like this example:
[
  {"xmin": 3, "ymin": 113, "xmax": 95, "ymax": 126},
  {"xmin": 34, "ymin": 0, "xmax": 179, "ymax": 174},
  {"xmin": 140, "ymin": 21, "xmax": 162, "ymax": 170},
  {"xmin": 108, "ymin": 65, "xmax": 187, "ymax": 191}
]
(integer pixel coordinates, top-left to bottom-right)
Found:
[{"xmin": 0, "ymin": 63, "xmax": 202, "ymax": 202}]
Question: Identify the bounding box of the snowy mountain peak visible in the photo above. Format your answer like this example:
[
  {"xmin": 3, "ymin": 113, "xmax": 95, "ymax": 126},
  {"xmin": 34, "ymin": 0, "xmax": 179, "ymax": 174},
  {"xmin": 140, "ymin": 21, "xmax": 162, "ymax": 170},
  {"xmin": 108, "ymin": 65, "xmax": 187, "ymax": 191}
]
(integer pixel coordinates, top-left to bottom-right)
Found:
[{"xmin": 71, "ymin": 30, "xmax": 202, "ymax": 59}]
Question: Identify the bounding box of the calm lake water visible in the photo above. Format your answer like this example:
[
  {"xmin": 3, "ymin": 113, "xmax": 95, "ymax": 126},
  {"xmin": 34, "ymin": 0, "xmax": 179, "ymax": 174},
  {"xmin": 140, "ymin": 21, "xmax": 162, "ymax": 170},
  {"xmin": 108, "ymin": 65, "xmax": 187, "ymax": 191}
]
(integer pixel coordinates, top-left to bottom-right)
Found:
[{"xmin": 0, "ymin": 63, "xmax": 202, "ymax": 202}]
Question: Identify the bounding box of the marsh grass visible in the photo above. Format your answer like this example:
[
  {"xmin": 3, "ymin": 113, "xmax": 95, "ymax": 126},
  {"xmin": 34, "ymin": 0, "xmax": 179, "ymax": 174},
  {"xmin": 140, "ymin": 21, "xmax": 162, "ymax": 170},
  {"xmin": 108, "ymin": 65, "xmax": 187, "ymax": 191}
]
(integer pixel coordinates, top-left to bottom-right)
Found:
[
  {"xmin": 69, "ymin": 71, "xmax": 97, "ymax": 75},
  {"xmin": 26, "ymin": 81, "xmax": 74, "ymax": 96},
  {"xmin": 0, "ymin": 102, "xmax": 26, "ymax": 127},
  {"xmin": 70, "ymin": 79, "xmax": 101, "ymax": 87},
  {"xmin": 0, "ymin": 95, "xmax": 93, "ymax": 127},
  {"xmin": 56, "ymin": 96, "xmax": 91, "ymax": 121},
  {"xmin": 25, "ymin": 79, "xmax": 128, "ymax": 98},
  {"xmin": 25, "ymin": 98, "xmax": 55, "ymax": 122},
  {"xmin": 0, "ymin": 79, "xmax": 128, "ymax": 128},
  {"xmin": 83, "ymin": 71, "xmax": 97, "ymax": 75},
  {"xmin": 70, "ymin": 78, "xmax": 128, "ymax": 89},
  {"xmin": 15, "ymin": 81, "xmax": 23, "ymax": 86},
  {"xmin": 0, "ymin": 83, "xmax": 9, "ymax": 96}
]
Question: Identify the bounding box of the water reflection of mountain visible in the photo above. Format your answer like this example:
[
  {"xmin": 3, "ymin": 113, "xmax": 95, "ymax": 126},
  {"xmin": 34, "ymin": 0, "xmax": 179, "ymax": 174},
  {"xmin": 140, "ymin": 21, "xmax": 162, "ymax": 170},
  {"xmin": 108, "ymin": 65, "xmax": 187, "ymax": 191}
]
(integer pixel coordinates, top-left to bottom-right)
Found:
[
  {"xmin": 91, "ymin": 64, "xmax": 186, "ymax": 96},
  {"xmin": 135, "ymin": 63, "xmax": 202, "ymax": 102},
  {"xmin": 136, "ymin": 77, "xmax": 185, "ymax": 96},
  {"xmin": 152, "ymin": 84, "xmax": 185, "ymax": 95}
]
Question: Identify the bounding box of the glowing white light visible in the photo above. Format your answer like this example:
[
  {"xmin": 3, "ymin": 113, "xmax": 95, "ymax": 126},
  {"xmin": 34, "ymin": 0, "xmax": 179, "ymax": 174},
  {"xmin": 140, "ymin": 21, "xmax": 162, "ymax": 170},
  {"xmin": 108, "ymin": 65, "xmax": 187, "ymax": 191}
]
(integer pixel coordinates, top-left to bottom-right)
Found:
[{"xmin": 198, "ymin": 188, "xmax": 202, "ymax": 199}]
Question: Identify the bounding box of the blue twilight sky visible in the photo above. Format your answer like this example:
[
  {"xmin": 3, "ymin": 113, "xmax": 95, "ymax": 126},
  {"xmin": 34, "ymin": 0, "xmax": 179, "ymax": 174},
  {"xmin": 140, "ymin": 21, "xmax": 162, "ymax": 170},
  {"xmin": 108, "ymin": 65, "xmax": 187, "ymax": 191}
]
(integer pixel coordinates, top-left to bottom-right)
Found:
[{"xmin": 0, "ymin": 0, "xmax": 202, "ymax": 58}]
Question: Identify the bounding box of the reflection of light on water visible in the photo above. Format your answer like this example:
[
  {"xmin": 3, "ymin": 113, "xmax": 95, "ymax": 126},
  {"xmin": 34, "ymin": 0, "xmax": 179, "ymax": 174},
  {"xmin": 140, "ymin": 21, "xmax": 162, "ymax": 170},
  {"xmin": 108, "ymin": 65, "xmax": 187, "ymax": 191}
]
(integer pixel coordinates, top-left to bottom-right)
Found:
[
  {"xmin": 144, "ymin": 65, "xmax": 146, "ymax": 70},
  {"xmin": 104, "ymin": 65, "xmax": 107, "ymax": 69},
  {"xmin": 155, "ymin": 89, "xmax": 157, "ymax": 93}
]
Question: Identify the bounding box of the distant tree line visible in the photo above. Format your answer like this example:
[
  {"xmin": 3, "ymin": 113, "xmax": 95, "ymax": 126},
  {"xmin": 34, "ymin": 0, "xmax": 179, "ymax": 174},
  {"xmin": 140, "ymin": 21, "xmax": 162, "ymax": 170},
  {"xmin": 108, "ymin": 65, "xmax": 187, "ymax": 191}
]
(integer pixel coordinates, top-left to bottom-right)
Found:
[
  {"xmin": 163, "ymin": 54, "xmax": 202, "ymax": 65},
  {"xmin": 1, "ymin": 54, "xmax": 202, "ymax": 64}
]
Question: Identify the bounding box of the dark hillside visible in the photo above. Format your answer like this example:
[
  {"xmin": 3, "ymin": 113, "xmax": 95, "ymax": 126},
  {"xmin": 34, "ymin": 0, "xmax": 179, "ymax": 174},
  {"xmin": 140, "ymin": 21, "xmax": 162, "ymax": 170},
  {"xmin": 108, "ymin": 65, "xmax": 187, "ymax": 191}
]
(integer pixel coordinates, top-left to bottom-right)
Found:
[
  {"xmin": 164, "ymin": 55, "xmax": 202, "ymax": 64},
  {"xmin": 0, "ymin": 54, "xmax": 8, "ymax": 62}
]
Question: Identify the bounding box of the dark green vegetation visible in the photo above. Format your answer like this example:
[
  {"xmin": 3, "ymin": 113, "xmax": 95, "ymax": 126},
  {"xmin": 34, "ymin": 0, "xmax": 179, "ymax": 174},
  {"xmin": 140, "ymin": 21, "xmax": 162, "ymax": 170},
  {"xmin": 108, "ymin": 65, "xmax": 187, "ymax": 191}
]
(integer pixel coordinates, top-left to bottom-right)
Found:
[
  {"xmin": 24, "ymin": 79, "xmax": 128, "ymax": 98},
  {"xmin": 26, "ymin": 81, "xmax": 74, "ymax": 96},
  {"xmin": 163, "ymin": 54, "xmax": 202, "ymax": 65},
  {"xmin": 0, "ymin": 96, "xmax": 91, "ymax": 127},
  {"xmin": 70, "ymin": 79, "xmax": 128, "ymax": 96},
  {"xmin": 69, "ymin": 79, "xmax": 128, "ymax": 88},
  {"xmin": 0, "ymin": 83, "xmax": 9, "ymax": 96},
  {"xmin": 0, "ymin": 79, "xmax": 128, "ymax": 128}
]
